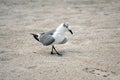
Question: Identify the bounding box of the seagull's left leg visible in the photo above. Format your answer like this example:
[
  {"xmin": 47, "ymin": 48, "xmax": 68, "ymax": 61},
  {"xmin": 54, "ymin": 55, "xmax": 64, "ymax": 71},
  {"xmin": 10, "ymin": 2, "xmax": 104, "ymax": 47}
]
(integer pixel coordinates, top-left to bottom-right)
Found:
[
  {"xmin": 52, "ymin": 45, "xmax": 62, "ymax": 56},
  {"xmin": 51, "ymin": 46, "xmax": 55, "ymax": 55}
]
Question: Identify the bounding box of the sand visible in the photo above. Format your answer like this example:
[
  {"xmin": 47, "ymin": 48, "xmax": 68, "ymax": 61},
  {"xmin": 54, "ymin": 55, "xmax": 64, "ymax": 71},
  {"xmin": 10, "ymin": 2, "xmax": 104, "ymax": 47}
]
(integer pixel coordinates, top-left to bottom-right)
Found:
[{"xmin": 0, "ymin": 0, "xmax": 120, "ymax": 80}]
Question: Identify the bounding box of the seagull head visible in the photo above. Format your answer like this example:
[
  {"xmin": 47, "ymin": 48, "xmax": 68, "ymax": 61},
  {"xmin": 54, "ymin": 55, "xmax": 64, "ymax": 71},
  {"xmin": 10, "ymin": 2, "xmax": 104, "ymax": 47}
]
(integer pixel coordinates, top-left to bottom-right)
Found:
[{"xmin": 63, "ymin": 22, "xmax": 73, "ymax": 35}]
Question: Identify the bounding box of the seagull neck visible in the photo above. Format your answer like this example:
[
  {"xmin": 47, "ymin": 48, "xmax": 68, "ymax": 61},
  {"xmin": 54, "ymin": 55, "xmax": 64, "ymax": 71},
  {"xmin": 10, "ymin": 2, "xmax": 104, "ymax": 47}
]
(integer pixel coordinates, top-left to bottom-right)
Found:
[{"xmin": 56, "ymin": 26, "xmax": 66, "ymax": 34}]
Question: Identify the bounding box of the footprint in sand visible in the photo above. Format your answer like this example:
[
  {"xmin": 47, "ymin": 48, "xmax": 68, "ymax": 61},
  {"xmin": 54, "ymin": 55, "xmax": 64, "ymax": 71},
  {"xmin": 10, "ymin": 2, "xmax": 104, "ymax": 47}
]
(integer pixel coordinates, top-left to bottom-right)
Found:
[
  {"xmin": 83, "ymin": 67, "xmax": 116, "ymax": 77},
  {"xmin": 0, "ymin": 52, "xmax": 19, "ymax": 61},
  {"xmin": 26, "ymin": 65, "xmax": 37, "ymax": 69}
]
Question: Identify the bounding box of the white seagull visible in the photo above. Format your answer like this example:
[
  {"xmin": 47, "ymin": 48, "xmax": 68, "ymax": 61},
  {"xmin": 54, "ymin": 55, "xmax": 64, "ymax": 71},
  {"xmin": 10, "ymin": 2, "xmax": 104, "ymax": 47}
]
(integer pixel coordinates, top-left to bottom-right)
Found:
[{"xmin": 31, "ymin": 22, "xmax": 73, "ymax": 56}]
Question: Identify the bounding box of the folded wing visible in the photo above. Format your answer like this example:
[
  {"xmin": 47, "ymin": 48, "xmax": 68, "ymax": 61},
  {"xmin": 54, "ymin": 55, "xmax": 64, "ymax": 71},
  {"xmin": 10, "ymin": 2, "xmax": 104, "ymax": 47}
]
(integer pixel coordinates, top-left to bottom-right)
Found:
[{"xmin": 39, "ymin": 30, "xmax": 55, "ymax": 46}]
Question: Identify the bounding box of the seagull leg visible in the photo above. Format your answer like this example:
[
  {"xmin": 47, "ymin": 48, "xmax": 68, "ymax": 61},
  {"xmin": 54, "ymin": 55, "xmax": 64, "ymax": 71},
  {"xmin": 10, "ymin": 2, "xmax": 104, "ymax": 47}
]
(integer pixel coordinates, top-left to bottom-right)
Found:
[
  {"xmin": 52, "ymin": 45, "xmax": 62, "ymax": 56},
  {"xmin": 51, "ymin": 46, "xmax": 55, "ymax": 55}
]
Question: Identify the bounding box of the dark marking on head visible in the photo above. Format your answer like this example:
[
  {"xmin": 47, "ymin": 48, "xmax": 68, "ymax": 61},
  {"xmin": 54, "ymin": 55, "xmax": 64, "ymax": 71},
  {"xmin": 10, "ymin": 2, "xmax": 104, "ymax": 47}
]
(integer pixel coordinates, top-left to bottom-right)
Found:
[{"xmin": 63, "ymin": 23, "xmax": 68, "ymax": 28}]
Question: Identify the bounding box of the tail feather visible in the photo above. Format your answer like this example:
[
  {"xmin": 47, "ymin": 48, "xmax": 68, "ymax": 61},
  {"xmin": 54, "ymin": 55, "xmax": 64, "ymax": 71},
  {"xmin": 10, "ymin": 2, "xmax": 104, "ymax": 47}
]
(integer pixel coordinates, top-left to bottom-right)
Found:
[{"xmin": 30, "ymin": 33, "xmax": 39, "ymax": 41}]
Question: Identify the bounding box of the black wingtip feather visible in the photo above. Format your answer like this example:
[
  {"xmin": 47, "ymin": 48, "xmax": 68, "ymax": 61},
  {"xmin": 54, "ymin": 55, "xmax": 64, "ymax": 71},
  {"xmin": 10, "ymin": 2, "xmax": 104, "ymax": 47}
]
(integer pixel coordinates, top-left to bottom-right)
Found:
[{"xmin": 30, "ymin": 33, "xmax": 39, "ymax": 41}]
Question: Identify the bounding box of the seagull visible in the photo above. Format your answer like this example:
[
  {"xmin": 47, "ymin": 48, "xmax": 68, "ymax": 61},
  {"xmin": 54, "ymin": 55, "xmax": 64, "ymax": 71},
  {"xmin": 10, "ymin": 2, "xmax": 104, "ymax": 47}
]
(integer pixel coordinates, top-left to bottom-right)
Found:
[{"xmin": 31, "ymin": 22, "xmax": 73, "ymax": 56}]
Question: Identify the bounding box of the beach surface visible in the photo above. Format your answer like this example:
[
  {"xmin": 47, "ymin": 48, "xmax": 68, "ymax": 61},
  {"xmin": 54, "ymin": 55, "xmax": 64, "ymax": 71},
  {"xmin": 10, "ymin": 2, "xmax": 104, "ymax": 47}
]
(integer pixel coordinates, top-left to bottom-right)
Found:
[{"xmin": 0, "ymin": 0, "xmax": 120, "ymax": 80}]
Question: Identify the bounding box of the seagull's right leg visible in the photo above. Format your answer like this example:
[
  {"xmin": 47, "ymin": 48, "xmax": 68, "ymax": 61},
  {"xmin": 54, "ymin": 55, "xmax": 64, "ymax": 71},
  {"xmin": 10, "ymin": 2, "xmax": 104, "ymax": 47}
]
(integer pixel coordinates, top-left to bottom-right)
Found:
[{"xmin": 52, "ymin": 45, "xmax": 62, "ymax": 56}]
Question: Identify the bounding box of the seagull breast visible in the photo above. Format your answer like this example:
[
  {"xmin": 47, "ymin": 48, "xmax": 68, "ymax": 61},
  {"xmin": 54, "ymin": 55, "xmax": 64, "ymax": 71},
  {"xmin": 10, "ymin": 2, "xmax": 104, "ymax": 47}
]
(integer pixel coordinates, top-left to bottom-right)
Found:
[
  {"xmin": 59, "ymin": 36, "xmax": 68, "ymax": 44},
  {"xmin": 52, "ymin": 32, "xmax": 68, "ymax": 44}
]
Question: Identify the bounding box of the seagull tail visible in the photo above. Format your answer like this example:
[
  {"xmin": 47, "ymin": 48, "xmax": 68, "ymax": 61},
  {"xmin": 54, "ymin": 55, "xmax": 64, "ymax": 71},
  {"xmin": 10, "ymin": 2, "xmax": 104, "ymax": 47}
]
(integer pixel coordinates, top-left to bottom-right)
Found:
[
  {"xmin": 30, "ymin": 33, "xmax": 39, "ymax": 41},
  {"xmin": 30, "ymin": 33, "xmax": 36, "ymax": 35}
]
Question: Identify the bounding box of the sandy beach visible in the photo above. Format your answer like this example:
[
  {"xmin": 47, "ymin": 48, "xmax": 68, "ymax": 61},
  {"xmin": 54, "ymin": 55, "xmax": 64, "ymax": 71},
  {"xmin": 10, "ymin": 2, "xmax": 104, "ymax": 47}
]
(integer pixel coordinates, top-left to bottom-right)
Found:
[{"xmin": 0, "ymin": 0, "xmax": 120, "ymax": 80}]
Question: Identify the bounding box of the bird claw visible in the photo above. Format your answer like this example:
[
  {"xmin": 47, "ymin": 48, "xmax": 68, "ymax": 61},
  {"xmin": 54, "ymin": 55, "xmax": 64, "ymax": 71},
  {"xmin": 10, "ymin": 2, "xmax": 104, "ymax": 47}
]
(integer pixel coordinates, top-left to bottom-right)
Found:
[
  {"xmin": 51, "ymin": 52, "xmax": 62, "ymax": 56},
  {"xmin": 51, "ymin": 52, "xmax": 55, "ymax": 55}
]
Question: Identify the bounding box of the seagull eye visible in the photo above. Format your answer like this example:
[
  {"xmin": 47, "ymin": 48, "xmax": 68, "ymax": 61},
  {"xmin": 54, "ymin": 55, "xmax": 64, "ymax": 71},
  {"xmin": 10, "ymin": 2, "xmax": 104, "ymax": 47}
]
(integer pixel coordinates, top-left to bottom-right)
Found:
[
  {"xmin": 63, "ymin": 24, "xmax": 68, "ymax": 28},
  {"xmin": 36, "ymin": 35, "xmax": 38, "ymax": 37}
]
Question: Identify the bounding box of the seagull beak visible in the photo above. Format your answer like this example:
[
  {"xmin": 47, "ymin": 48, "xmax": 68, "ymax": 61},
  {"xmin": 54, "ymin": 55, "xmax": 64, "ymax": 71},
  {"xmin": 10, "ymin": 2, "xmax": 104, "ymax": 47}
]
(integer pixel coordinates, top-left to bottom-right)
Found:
[{"xmin": 69, "ymin": 29, "xmax": 73, "ymax": 35}]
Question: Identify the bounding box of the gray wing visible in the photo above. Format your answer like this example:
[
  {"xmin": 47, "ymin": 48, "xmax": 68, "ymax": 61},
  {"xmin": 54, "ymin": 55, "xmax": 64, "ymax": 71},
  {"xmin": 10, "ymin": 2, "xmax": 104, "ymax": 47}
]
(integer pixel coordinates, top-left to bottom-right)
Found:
[{"xmin": 39, "ymin": 30, "xmax": 55, "ymax": 46}]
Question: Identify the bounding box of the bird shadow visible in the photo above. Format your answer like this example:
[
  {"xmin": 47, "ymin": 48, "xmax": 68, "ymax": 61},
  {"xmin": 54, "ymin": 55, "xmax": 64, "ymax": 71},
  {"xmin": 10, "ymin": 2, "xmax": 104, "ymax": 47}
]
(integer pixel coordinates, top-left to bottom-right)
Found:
[
  {"xmin": 49, "ymin": 50, "xmax": 66, "ymax": 57},
  {"xmin": 33, "ymin": 50, "xmax": 75, "ymax": 57}
]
